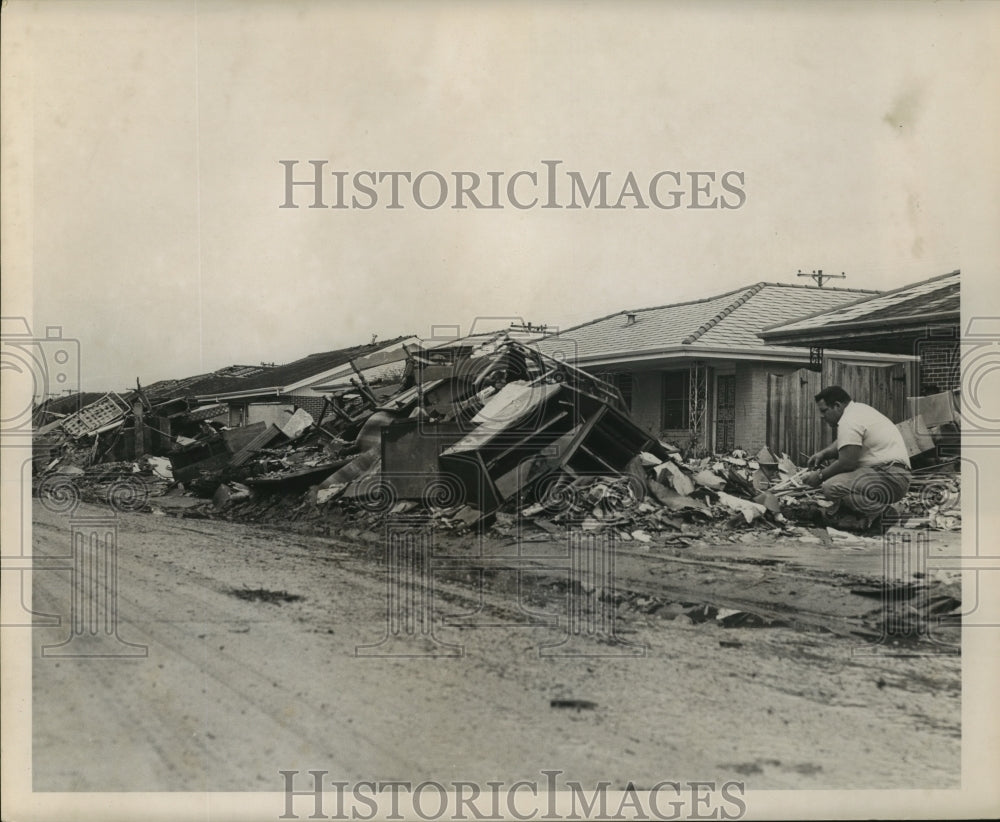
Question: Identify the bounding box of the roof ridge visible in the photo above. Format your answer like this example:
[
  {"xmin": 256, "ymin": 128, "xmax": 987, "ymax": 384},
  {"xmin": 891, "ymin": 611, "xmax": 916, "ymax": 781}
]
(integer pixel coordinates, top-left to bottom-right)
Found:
[
  {"xmin": 552, "ymin": 280, "xmax": 886, "ymax": 338},
  {"xmin": 547, "ymin": 279, "xmax": 887, "ymax": 340},
  {"xmin": 681, "ymin": 284, "xmax": 766, "ymax": 345},
  {"xmin": 755, "ymin": 281, "xmax": 881, "ymax": 294},
  {"xmin": 550, "ymin": 283, "xmax": 765, "ymax": 338}
]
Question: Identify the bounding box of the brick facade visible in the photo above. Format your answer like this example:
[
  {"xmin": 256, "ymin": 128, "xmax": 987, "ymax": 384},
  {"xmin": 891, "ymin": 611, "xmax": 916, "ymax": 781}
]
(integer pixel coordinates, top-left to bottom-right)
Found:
[
  {"xmin": 629, "ymin": 371, "xmax": 664, "ymax": 438},
  {"xmin": 291, "ymin": 395, "xmax": 329, "ymax": 420},
  {"xmin": 612, "ymin": 361, "xmax": 803, "ymax": 454},
  {"xmin": 917, "ymin": 340, "xmax": 960, "ymax": 393},
  {"xmin": 733, "ymin": 362, "xmax": 800, "ymax": 453},
  {"xmin": 626, "ymin": 369, "xmax": 712, "ymax": 450}
]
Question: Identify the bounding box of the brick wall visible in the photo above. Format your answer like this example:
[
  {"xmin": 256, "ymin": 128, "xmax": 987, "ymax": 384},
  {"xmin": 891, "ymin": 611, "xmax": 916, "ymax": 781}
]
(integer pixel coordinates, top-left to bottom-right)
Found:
[
  {"xmin": 734, "ymin": 362, "xmax": 800, "ymax": 453},
  {"xmin": 598, "ymin": 362, "xmax": 801, "ymax": 453},
  {"xmin": 619, "ymin": 370, "xmax": 700, "ymax": 448},
  {"xmin": 292, "ymin": 395, "xmax": 328, "ymax": 420},
  {"xmin": 918, "ymin": 340, "xmax": 960, "ymax": 393},
  {"xmin": 617, "ymin": 367, "xmax": 713, "ymax": 450},
  {"xmin": 588, "ymin": 360, "xmax": 826, "ymax": 454},
  {"xmin": 733, "ymin": 365, "xmax": 764, "ymax": 452},
  {"xmin": 629, "ymin": 371, "xmax": 663, "ymax": 436}
]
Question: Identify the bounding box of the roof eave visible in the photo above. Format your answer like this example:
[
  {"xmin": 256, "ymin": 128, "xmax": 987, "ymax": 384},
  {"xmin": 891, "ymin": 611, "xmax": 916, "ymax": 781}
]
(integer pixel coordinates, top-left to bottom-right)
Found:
[
  {"xmin": 194, "ymin": 387, "xmax": 284, "ymax": 402},
  {"xmin": 759, "ymin": 270, "xmax": 959, "ymax": 334},
  {"xmin": 571, "ymin": 344, "xmax": 917, "ymax": 368},
  {"xmin": 761, "ymin": 310, "xmax": 961, "ymax": 342}
]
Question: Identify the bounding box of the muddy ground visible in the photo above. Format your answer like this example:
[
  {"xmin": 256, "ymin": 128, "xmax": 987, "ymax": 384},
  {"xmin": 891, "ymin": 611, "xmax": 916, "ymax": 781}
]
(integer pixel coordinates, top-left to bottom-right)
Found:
[{"xmin": 30, "ymin": 501, "xmax": 960, "ymax": 792}]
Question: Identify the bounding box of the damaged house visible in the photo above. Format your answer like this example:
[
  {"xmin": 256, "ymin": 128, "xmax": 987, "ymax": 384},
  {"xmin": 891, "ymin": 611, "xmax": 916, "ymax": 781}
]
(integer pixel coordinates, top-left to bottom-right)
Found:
[
  {"xmin": 300, "ymin": 336, "xmax": 426, "ymax": 397},
  {"xmin": 535, "ymin": 282, "xmax": 918, "ymax": 456},
  {"xmin": 190, "ymin": 336, "xmax": 418, "ymax": 427},
  {"xmin": 30, "ymin": 338, "xmax": 415, "ymax": 479},
  {"xmin": 32, "ymin": 295, "xmax": 959, "ymax": 542}
]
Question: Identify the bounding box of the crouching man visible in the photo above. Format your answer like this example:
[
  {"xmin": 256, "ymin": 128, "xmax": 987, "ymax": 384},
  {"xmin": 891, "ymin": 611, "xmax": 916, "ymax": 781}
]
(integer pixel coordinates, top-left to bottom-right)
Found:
[{"xmin": 802, "ymin": 386, "xmax": 911, "ymax": 529}]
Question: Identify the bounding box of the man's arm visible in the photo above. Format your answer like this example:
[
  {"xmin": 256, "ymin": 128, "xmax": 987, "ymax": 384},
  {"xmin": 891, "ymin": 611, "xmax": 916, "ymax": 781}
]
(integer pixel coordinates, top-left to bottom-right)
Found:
[
  {"xmin": 804, "ymin": 445, "xmax": 862, "ymax": 487},
  {"xmin": 806, "ymin": 442, "xmax": 840, "ymax": 468}
]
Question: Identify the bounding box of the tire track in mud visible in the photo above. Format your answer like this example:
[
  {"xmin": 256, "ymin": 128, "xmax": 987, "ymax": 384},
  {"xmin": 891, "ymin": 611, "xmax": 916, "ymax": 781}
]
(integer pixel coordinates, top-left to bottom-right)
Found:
[{"xmin": 31, "ymin": 502, "xmax": 962, "ymax": 790}]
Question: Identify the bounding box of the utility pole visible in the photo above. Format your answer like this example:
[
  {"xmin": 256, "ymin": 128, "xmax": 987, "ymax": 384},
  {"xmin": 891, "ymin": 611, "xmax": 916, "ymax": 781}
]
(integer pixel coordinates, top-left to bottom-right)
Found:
[{"xmin": 797, "ymin": 269, "xmax": 846, "ymax": 288}]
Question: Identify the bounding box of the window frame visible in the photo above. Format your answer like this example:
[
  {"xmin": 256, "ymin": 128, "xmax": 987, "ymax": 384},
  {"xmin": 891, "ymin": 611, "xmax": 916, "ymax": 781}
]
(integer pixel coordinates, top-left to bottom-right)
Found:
[{"xmin": 661, "ymin": 369, "xmax": 691, "ymax": 430}]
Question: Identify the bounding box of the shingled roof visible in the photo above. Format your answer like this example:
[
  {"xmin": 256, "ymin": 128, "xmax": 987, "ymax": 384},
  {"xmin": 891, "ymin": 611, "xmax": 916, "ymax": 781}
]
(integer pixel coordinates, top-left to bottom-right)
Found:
[
  {"xmin": 759, "ymin": 270, "xmax": 959, "ymax": 342},
  {"xmin": 192, "ymin": 336, "xmax": 413, "ymax": 399},
  {"xmin": 536, "ymin": 282, "xmax": 879, "ymax": 364}
]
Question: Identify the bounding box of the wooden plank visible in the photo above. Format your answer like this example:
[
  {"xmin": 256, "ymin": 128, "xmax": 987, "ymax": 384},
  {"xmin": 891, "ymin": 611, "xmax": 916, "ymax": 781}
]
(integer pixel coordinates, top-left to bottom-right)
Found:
[
  {"xmin": 823, "ymin": 359, "xmax": 907, "ymax": 424},
  {"xmin": 809, "ymin": 368, "xmax": 823, "ymax": 455},
  {"xmin": 767, "ymin": 368, "xmax": 836, "ymax": 460},
  {"xmin": 785, "ymin": 376, "xmax": 793, "ymax": 455}
]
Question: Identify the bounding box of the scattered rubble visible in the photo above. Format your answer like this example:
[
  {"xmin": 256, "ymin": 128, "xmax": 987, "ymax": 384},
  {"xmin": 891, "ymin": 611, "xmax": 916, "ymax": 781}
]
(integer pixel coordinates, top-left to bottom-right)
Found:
[
  {"xmin": 29, "ymin": 336, "xmax": 964, "ymax": 656},
  {"xmin": 32, "ymin": 334, "xmax": 962, "ymax": 545}
]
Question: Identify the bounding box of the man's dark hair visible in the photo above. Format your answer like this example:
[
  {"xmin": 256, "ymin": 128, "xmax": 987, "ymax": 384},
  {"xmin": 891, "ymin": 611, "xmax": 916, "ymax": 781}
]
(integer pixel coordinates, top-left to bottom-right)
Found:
[{"xmin": 815, "ymin": 385, "xmax": 851, "ymax": 405}]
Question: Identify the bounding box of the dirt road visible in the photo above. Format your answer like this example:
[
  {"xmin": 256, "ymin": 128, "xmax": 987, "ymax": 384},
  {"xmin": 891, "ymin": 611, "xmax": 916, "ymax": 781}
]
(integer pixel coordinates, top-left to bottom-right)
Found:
[{"xmin": 31, "ymin": 502, "xmax": 959, "ymax": 793}]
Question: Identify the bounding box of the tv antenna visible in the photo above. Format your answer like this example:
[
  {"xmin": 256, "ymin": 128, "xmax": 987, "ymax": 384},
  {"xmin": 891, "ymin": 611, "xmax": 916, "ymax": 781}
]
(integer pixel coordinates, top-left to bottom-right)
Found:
[
  {"xmin": 797, "ymin": 269, "xmax": 846, "ymax": 288},
  {"xmin": 509, "ymin": 321, "xmax": 548, "ymax": 334}
]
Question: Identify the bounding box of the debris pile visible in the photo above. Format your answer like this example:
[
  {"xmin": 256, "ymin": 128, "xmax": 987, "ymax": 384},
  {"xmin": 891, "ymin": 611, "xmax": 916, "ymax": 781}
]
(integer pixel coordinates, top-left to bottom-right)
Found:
[
  {"xmin": 897, "ymin": 388, "xmax": 961, "ymax": 460},
  {"xmin": 887, "ymin": 466, "xmax": 961, "ymax": 531},
  {"xmin": 31, "ymin": 334, "xmax": 962, "ymax": 538},
  {"xmin": 36, "ymin": 454, "xmax": 175, "ymax": 513}
]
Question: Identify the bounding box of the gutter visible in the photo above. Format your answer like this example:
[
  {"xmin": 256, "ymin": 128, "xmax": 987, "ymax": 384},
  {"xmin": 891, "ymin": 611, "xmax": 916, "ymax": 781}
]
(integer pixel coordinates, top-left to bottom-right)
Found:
[
  {"xmin": 567, "ymin": 344, "xmax": 917, "ymax": 369},
  {"xmin": 194, "ymin": 387, "xmax": 284, "ymax": 403}
]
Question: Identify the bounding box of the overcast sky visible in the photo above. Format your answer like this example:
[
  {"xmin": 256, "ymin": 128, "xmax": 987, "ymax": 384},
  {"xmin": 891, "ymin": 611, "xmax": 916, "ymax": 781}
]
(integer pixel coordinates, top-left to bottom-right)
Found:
[{"xmin": 5, "ymin": 0, "xmax": 999, "ymax": 393}]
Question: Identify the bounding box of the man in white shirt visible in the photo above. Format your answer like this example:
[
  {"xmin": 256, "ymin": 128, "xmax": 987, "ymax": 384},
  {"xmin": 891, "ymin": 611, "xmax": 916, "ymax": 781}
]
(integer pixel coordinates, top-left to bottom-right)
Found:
[{"xmin": 802, "ymin": 385, "xmax": 911, "ymax": 527}]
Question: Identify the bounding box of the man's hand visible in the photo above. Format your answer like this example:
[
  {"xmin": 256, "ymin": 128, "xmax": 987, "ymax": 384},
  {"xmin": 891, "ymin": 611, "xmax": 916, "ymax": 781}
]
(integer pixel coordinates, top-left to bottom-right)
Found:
[
  {"xmin": 802, "ymin": 470, "xmax": 823, "ymax": 488},
  {"xmin": 806, "ymin": 451, "xmax": 825, "ymax": 469}
]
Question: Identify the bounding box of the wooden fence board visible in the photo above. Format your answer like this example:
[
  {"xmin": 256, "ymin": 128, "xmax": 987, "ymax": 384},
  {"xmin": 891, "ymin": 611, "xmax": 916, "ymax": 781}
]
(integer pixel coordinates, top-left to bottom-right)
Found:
[{"xmin": 766, "ymin": 361, "xmax": 905, "ymax": 460}]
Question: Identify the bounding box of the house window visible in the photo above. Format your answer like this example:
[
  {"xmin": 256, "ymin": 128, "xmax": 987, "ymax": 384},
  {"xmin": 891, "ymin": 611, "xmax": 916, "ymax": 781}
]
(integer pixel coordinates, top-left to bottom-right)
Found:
[
  {"xmin": 661, "ymin": 370, "xmax": 690, "ymax": 429},
  {"xmin": 603, "ymin": 372, "xmax": 633, "ymax": 411}
]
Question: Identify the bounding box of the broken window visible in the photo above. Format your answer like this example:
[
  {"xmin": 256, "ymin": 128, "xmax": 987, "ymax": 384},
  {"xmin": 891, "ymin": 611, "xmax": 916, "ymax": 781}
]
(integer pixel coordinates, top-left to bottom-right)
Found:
[{"xmin": 661, "ymin": 370, "xmax": 690, "ymax": 429}]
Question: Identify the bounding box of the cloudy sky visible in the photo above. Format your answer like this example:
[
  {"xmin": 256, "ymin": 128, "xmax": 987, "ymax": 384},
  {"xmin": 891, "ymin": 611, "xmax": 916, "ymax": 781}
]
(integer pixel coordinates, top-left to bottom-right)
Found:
[{"xmin": 4, "ymin": 0, "xmax": 999, "ymax": 392}]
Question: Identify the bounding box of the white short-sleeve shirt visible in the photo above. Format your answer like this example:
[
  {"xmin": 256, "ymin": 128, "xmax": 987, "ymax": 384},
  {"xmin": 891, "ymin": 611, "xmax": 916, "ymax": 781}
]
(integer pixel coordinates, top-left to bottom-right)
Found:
[{"xmin": 836, "ymin": 401, "xmax": 911, "ymax": 468}]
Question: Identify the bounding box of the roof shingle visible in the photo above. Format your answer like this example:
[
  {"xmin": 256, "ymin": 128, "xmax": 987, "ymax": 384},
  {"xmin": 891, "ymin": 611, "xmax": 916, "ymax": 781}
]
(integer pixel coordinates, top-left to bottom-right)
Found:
[
  {"xmin": 761, "ymin": 271, "xmax": 959, "ymax": 338},
  {"xmin": 537, "ymin": 282, "xmax": 879, "ymax": 360},
  {"xmin": 191, "ymin": 336, "xmax": 413, "ymax": 397}
]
